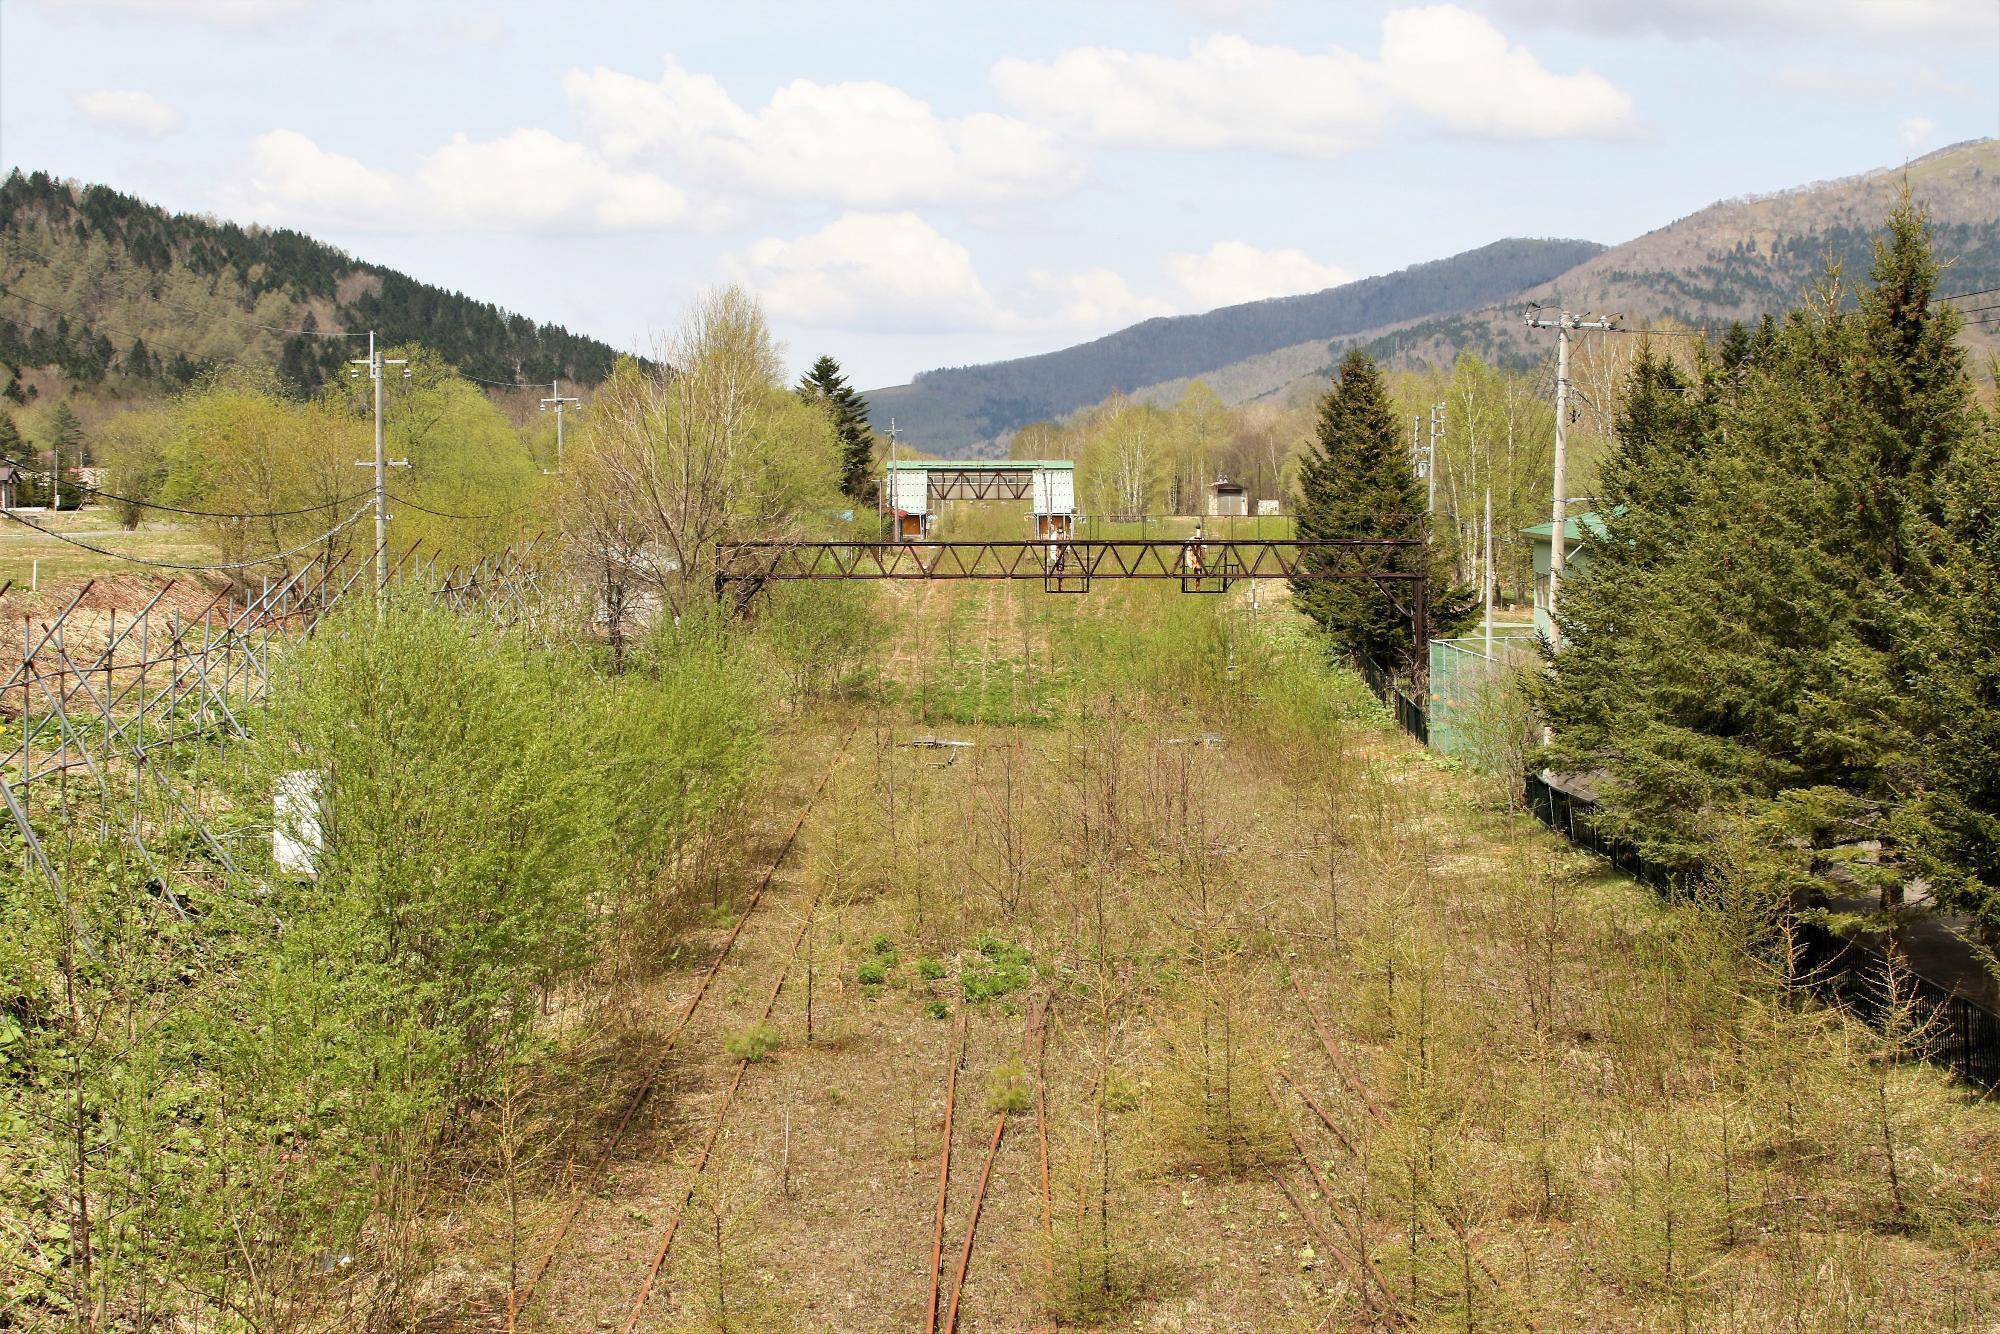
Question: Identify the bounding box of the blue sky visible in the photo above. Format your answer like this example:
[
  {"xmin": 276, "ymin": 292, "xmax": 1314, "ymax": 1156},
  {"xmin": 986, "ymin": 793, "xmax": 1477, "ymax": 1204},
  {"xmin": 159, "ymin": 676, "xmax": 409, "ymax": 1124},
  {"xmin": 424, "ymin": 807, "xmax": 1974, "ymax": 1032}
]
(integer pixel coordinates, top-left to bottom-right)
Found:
[{"xmin": 2, "ymin": 0, "xmax": 1995, "ymax": 389}]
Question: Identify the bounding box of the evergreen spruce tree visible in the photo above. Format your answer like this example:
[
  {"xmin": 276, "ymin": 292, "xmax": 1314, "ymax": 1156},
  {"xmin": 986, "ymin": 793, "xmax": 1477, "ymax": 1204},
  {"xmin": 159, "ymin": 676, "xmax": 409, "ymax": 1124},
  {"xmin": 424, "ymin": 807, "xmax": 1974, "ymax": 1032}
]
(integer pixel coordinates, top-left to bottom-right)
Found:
[
  {"xmin": 797, "ymin": 355, "xmax": 875, "ymax": 505},
  {"xmin": 1538, "ymin": 200, "xmax": 1985, "ymax": 907},
  {"xmin": 1900, "ymin": 419, "xmax": 2000, "ymax": 973},
  {"xmin": 1290, "ymin": 349, "xmax": 1473, "ymax": 670}
]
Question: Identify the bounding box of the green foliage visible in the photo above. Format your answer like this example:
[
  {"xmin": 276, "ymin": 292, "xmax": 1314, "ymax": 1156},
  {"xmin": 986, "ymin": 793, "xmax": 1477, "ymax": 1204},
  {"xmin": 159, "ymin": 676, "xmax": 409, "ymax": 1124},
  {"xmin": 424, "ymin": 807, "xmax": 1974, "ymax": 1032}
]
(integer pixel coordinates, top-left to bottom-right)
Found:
[
  {"xmin": 1291, "ymin": 349, "xmax": 1475, "ymax": 667},
  {"xmin": 724, "ymin": 1021, "xmax": 780, "ymax": 1063},
  {"xmin": 0, "ymin": 600, "xmax": 772, "ymax": 1321},
  {"xmin": 986, "ymin": 1058, "xmax": 1033, "ymax": 1114},
  {"xmin": 798, "ymin": 354, "xmax": 875, "ymax": 504},
  {"xmin": 759, "ymin": 581, "xmax": 879, "ymax": 706},
  {"xmin": 961, "ymin": 932, "xmax": 1032, "ymax": 1003},
  {"xmin": 1538, "ymin": 200, "xmax": 1997, "ymax": 936},
  {"xmin": 856, "ymin": 958, "xmax": 889, "ymax": 986},
  {"xmin": 916, "ymin": 956, "xmax": 946, "ymax": 980},
  {"xmin": 0, "ymin": 168, "xmax": 630, "ymax": 393}
]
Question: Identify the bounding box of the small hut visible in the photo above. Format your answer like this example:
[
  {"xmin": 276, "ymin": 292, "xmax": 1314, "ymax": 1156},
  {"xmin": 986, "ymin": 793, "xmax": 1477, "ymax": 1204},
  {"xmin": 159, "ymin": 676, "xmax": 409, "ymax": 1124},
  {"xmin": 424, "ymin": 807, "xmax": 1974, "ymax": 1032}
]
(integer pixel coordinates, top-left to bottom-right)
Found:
[
  {"xmin": 0, "ymin": 461, "xmax": 20, "ymax": 511},
  {"xmin": 1207, "ymin": 477, "xmax": 1248, "ymax": 517}
]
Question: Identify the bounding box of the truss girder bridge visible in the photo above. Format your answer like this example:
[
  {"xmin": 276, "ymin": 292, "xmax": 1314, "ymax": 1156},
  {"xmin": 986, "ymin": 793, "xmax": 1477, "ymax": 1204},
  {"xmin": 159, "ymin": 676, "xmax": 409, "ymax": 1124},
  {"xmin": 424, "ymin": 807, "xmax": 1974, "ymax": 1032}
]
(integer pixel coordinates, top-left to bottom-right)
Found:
[{"xmin": 715, "ymin": 537, "xmax": 1431, "ymax": 663}]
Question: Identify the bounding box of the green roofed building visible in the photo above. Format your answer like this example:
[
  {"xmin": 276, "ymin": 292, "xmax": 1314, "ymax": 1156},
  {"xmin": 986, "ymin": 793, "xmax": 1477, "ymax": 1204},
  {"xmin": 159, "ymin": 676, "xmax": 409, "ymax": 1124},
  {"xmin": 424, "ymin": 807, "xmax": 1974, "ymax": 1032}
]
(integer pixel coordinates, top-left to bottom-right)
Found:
[{"xmin": 1521, "ymin": 511, "xmax": 1609, "ymax": 639}]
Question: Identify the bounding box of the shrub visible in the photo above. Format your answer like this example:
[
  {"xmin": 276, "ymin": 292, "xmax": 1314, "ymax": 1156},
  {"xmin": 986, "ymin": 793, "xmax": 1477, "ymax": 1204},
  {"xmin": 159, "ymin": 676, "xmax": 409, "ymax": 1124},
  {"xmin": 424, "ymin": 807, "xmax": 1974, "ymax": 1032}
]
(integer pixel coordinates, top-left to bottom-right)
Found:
[
  {"xmin": 987, "ymin": 1059, "xmax": 1033, "ymax": 1114},
  {"xmin": 724, "ymin": 1021, "xmax": 779, "ymax": 1063},
  {"xmin": 962, "ymin": 932, "xmax": 1032, "ymax": 1003}
]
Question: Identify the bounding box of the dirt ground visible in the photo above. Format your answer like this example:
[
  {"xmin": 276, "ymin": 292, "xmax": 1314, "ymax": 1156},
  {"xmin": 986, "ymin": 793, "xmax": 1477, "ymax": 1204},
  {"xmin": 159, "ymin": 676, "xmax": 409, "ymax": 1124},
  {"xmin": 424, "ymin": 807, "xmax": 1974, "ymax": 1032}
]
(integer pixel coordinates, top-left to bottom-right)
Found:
[{"xmin": 453, "ymin": 580, "xmax": 2000, "ymax": 1333}]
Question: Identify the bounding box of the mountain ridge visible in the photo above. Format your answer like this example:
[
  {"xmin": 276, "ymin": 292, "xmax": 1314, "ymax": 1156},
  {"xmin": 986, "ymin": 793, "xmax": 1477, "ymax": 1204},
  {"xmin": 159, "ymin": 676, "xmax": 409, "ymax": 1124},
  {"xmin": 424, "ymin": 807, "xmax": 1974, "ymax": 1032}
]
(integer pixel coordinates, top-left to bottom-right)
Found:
[
  {"xmin": 874, "ymin": 139, "xmax": 2000, "ymax": 453},
  {"xmin": 865, "ymin": 237, "xmax": 1605, "ymax": 456},
  {"xmin": 0, "ymin": 169, "xmax": 634, "ymax": 403}
]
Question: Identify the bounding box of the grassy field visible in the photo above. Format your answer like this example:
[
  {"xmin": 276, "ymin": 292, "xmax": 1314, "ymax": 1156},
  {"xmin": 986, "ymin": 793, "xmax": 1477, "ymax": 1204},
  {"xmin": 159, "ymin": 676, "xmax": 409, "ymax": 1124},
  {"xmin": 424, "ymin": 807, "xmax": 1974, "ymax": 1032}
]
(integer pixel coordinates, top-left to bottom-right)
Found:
[
  {"xmin": 0, "ymin": 506, "xmax": 219, "ymax": 586},
  {"xmin": 462, "ymin": 578, "xmax": 2000, "ymax": 1331}
]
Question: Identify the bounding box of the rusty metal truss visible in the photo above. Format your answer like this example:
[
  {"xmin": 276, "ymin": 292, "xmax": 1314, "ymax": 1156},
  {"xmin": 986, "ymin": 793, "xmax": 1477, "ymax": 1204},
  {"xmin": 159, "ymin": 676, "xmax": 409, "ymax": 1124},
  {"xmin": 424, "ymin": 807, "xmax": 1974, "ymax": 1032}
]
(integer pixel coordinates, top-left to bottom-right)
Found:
[
  {"xmin": 718, "ymin": 537, "xmax": 1421, "ymax": 586},
  {"xmin": 715, "ymin": 537, "xmax": 1431, "ymax": 654}
]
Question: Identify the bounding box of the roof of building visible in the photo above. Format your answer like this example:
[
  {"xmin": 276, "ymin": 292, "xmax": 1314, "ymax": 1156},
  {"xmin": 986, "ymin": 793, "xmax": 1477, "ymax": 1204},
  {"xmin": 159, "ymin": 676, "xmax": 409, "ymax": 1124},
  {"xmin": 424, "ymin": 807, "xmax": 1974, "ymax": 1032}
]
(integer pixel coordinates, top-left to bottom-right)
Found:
[
  {"xmin": 1521, "ymin": 510, "xmax": 1610, "ymax": 541},
  {"xmin": 1210, "ymin": 478, "xmax": 1246, "ymax": 492},
  {"xmin": 884, "ymin": 459, "xmax": 1073, "ymax": 471}
]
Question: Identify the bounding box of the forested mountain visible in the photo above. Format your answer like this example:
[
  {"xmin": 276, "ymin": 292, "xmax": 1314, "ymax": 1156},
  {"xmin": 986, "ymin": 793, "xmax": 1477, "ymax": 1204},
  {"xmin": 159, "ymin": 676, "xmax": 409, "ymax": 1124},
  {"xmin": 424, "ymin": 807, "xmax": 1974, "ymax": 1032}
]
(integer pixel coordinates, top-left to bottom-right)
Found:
[
  {"xmin": 0, "ymin": 169, "xmax": 630, "ymax": 402},
  {"xmin": 1149, "ymin": 139, "xmax": 2000, "ymax": 409},
  {"xmin": 864, "ymin": 238, "xmax": 1604, "ymax": 456},
  {"xmin": 871, "ymin": 140, "xmax": 1999, "ymax": 456}
]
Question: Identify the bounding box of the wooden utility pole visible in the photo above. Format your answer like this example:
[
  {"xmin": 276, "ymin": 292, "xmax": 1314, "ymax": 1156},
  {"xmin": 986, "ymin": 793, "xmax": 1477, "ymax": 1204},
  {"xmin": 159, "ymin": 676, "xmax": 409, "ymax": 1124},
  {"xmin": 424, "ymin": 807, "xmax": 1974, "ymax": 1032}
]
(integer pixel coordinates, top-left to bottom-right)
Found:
[{"xmin": 1522, "ymin": 308, "xmax": 1616, "ymax": 648}]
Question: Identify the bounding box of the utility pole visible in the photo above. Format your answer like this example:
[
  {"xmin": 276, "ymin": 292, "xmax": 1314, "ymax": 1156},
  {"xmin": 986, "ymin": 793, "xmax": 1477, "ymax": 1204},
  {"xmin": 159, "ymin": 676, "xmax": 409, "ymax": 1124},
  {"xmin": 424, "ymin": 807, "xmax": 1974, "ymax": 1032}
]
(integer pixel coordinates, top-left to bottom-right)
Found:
[
  {"xmin": 351, "ymin": 332, "xmax": 409, "ymax": 603},
  {"xmin": 540, "ymin": 380, "xmax": 579, "ymax": 475},
  {"xmin": 541, "ymin": 380, "xmax": 580, "ymax": 533},
  {"xmin": 1426, "ymin": 400, "xmax": 1444, "ymax": 516},
  {"xmin": 883, "ymin": 417, "xmax": 900, "ymax": 535},
  {"xmin": 1483, "ymin": 483, "xmax": 1494, "ymax": 661},
  {"xmin": 1522, "ymin": 307, "xmax": 1616, "ymax": 648}
]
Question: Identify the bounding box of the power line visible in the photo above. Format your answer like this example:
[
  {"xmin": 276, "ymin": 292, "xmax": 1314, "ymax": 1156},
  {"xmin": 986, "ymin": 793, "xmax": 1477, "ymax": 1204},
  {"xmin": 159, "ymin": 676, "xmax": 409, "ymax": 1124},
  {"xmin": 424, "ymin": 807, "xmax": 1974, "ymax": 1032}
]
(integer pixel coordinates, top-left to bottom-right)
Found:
[
  {"xmin": 0, "ymin": 452, "xmax": 371, "ymax": 519},
  {"xmin": 385, "ymin": 490, "xmax": 535, "ymax": 522},
  {"xmin": 1939, "ymin": 285, "xmax": 2000, "ymax": 302},
  {"xmin": 0, "ymin": 496, "xmax": 373, "ymax": 572}
]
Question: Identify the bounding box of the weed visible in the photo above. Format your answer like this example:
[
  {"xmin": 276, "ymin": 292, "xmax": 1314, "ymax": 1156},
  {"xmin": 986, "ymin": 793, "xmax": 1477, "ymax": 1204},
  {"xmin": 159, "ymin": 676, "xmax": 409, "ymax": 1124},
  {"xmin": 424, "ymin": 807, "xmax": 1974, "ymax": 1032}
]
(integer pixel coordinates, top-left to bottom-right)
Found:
[
  {"xmin": 857, "ymin": 959, "xmax": 889, "ymax": 986},
  {"xmin": 987, "ymin": 1059, "xmax": 1034, "ymax": 1115},
  {"xmin": 916, "ymin": 957, "xmax": 946, "ymax": 980},
  {"xmin": 724, "ymin": 1021, "xmax": 779, "ymax": 1063},
  {"xmin": 926, "ymin": 1000, "xmax": 950, "ymax": 1021},
  {"xmin": 961, "ymin": 932, "xmax": 1032, "ymax": 1003}
]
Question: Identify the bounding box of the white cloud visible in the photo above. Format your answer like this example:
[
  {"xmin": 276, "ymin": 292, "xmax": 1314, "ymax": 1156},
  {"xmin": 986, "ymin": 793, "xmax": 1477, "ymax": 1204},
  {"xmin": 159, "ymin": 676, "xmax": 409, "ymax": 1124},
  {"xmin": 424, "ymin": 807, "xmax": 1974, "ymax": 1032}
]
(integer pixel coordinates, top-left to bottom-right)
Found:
[
  {"xmin": 1484, "ymin": 0, "xmax": 1996, "ymax": 41},
  {"xmin": 225, "ymin": 128, "xmax": 688, "ymax": 234},
  {"xmin": 1028, "ymin": 267, "xmax": 1175, "ymax": 329},
  {"xmin": 32, "ymin": 0, "xmax": 312, "ymax": 26},
  {"xmin": 1901, "ymin": 116, "xmax": 1938, "ymax": 152},
  {"xmin": 992, "ymin": 36, "xmax": 1383, "ymax": 156},
  {"xmin": 73, "ymin": 88, "xmax": 182, "ymax": 139},
  {"xmin": 727, "ymin": 213, "xmax": 1015, "ymax": 334},
  {"xmin": 992, "ymin": 7, "xmax": 1635, "ymax": 155},
  {"xmin": 729, "ymin": 215, "xmax": 1361, "ymax": 345},
  {"xmin": 565, "ymin": 59, "xmax": 1084, "ymax": 209},
  {"xmin": 1381, "ymin": 6, "xmax": 1634, "ymax": 141},
  {"xmin": 1166, "ymin": 241, "xmax": 1351, "ymax": 309}
]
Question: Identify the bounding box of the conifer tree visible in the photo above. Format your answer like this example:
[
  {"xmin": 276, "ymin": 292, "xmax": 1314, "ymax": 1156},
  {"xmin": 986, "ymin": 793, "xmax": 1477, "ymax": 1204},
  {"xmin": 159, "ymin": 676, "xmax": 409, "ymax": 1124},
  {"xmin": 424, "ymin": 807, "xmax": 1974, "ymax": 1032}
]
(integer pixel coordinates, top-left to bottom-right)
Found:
[
  {"xmin": 798, "ymin": 355, "xmax": 875, "ymax": 505},
  {"xmin": 1291, "ymin": 349, "xmax": 1473, "ymax": 671},
  {"xmin": 1900, "ymin": 419, "xmax": 2000, "ymax": 967},
  {"xmin": 1538, "ymin": 199, "xmax": 1987, "ymax": 905}
]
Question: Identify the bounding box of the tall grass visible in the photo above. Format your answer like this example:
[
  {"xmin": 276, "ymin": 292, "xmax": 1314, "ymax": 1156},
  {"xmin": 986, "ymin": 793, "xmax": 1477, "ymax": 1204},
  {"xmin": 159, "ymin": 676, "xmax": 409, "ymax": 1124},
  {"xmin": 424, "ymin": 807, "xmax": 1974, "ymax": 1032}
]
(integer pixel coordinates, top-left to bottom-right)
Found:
[{"xmin": 0, "ymin": 598, "xmax": 773, "ymax": 1326}]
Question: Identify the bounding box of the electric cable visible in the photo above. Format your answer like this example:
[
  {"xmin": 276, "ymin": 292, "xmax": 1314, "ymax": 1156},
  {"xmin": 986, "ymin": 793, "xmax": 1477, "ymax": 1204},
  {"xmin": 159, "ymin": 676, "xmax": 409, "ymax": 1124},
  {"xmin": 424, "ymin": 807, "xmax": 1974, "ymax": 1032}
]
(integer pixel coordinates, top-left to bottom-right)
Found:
[
  {"xmin": 0, "ymin": 496, "xmax": 373, "ymax": 572},
  {"xmin": 0, "ymin": 453, "xmax": 372, "ymax": 520},
  {"xmin": 385, "ymin": 490, "xmax": 537, "ymax": 521}
]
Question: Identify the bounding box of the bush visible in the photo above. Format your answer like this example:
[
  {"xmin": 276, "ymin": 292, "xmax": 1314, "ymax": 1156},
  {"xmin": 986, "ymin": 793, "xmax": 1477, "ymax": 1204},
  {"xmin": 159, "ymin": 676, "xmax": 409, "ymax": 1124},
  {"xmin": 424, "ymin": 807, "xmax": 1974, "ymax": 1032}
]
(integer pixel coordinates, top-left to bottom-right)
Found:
[
  {"xmin": 986, "ymin": 1059, "xmax": 1033, "ymax": 1114},
  {"xmin": 724, "ymin": 1021, "xmax": 779, "ymax": 1063},
  {"xmin": 962, "ymin": 932, "xmax": 1032, "ymax": 1003}
]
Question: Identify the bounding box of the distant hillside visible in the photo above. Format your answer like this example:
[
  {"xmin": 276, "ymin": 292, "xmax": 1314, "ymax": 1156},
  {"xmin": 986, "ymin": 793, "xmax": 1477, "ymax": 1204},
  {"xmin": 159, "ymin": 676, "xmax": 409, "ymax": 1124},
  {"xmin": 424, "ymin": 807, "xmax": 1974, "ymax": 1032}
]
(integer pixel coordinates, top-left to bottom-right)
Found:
[
  {"xmin": 864, "ymin": 238, "xmax": 1605, "ymax": 456},
  {"xmin": 0, "ymin": 169, "xmax": 631, "ymax": 402},
  {"xmin": 1158, "ymin": 139, "xmax": 2000, "ymax": 405}
]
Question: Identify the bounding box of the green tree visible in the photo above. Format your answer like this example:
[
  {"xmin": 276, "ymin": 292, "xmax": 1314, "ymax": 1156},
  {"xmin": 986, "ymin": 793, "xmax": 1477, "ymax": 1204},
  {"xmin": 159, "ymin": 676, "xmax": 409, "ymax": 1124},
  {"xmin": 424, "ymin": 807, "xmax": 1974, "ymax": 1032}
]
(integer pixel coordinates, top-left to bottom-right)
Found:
[
  {"xmin": 1290, "ymin": 349, "xmax": 1473, "ymax": 671},
  {"xmin": 1538, "ymin": 199, "xmax": 1984, "ymax": 908},
  {"xmin": 798, "ymin": 354, "xmax": 875, "ymax": 506}
]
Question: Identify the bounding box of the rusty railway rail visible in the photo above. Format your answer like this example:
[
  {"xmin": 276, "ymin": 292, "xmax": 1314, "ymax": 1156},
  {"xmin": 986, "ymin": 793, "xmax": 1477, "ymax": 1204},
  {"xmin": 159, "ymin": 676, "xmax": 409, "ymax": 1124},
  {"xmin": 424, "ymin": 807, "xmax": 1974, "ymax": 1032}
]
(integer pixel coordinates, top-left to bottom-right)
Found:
[{"xmin": 506, "ymin": 730, "xmax": 853, "ymax": 1329}]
